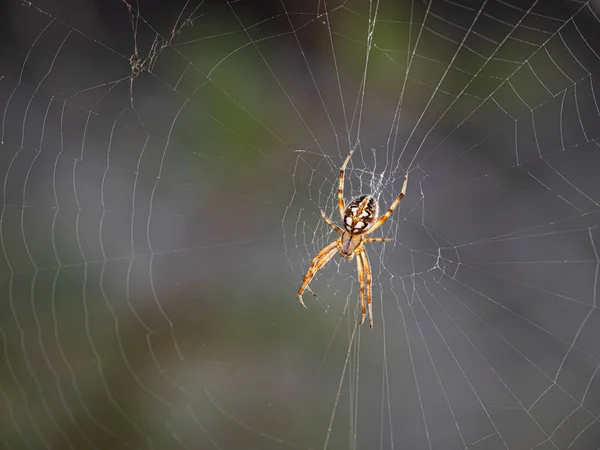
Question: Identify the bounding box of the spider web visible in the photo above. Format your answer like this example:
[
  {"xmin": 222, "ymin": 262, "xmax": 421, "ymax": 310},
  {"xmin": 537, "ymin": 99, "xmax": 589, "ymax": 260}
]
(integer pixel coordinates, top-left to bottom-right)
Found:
[{"xmin": 1, "ymin": 0, "xmax": 600, "ymax": 449}]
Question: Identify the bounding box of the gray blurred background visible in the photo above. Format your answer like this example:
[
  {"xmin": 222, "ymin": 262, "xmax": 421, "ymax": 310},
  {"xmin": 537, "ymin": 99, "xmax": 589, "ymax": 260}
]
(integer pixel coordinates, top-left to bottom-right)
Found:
[{"xmin": 1, "ymin": 0, "xmax": 600, "ymax": 448}]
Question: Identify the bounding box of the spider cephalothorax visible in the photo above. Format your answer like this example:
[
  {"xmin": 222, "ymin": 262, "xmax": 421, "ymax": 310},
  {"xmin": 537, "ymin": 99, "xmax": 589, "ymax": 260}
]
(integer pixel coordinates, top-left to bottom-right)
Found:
[{"xmin": 297, "ymin": 145, "xmax": 408, "ymax": 327}]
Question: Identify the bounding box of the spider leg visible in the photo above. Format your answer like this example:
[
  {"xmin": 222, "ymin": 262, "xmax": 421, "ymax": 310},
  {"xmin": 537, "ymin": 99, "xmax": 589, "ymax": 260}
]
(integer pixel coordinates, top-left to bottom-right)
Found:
[
  {"xmin": 365, "ymin": 174, "xmax": 408, "ymax": 235},
  {"xmin": 321, "ymin": 210, "xmax": 344, "ymax": 234},
  {"xmin": 358, "ymin": 248, "xmax": 373, "ymax": 327},
  {"xmin": 338, "ymin": 144, "xmax": 358, "ymax": 219},
  {"xmin": 363, "ymin": 237, "xmax": 392, "ymax": 243},
  {"xmin": 298, "ymin": 240, "xmax": 340, "ymax": 308},
  {"xmin": 355, "ymin": 247, "xmax": 367, "ymax": 325}
]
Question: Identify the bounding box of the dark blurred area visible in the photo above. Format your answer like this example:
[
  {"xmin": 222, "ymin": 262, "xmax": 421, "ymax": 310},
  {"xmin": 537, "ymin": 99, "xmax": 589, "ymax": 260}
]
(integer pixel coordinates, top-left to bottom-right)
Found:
[{"xmin": 1, "ymin": 0, "xmax": 600, "ymax": 449}]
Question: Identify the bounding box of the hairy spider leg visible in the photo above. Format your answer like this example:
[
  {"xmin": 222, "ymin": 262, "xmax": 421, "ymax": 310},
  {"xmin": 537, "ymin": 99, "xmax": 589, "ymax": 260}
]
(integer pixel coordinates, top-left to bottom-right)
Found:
[
  {"xmin": 320, "ymin": 210, "xmax": 344, "ymax": 234},
  {"xmin": 297, "ymin": 240, "xmax": 340, "ymax": 308},
  {"xmin": 366, "ymin": 174, "xmax": 408, "ymax": 235},
  {"xmin": 363, "ymin": 237, "xmax": 392, "ymax": 243},
  {"xmin": 359, "ymin": 249, "xmax": 373, "ymax": 327},
  {"xmin": 338, "ymin": 144, "xmax": 358, "ymax": 219},
  {"xmin": 356, "ymin": 248, "xmax": 366, "ymax": 324}
]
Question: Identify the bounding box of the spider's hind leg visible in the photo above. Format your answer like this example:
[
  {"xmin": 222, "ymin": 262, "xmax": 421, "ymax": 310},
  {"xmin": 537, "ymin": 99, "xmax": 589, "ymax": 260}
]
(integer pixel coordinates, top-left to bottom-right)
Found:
[
  {"xmin": 321, "ymin": 210, "xmax": 344, "ymax": 234},
  {"xmin": 365, "ymin": 174, "xmax": 408, "ymax": 235},
  {"xmin": 338, "ymin": 143, "xmax": 359, "ymax": 219}
]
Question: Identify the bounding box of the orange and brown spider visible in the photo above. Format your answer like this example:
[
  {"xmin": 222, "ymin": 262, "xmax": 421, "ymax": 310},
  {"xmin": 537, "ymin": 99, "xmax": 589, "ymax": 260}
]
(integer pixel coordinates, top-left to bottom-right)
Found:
[{"xmin": 297, "ymin": 145, "xmax": 408, "ymax": 327}]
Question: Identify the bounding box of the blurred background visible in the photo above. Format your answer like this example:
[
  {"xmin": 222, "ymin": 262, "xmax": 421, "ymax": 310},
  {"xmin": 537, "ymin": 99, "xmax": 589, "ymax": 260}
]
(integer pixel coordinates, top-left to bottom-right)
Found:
[{"xmin": 1, "ymin": 0, "xmax": 600, "ymax": 448}]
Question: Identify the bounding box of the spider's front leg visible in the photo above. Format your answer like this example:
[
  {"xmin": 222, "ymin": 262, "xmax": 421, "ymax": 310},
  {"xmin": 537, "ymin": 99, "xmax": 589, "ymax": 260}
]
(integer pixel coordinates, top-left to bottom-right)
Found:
[
  {"xmin": 355, "ymin": 248, "xmax": 366, "ymax": 324},
  {"xmin": 358, "ymin": 248, "xmax": 373, "ymax": 327},
  {"xmin": 297, "ymin": 239, "xmax": 340, "ymax": 308}
]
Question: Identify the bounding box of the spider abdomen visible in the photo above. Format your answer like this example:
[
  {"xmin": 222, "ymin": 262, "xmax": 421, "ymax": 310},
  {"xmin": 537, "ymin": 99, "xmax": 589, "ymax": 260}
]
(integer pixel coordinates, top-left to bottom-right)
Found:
[{"xmin": 344, "ymin": 195, "xmax": 378, "ymax": 234}]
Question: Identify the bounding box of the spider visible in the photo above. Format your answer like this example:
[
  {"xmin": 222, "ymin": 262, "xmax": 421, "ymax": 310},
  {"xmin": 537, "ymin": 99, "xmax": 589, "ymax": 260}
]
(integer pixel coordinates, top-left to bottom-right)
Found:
[{"xmin": 297, "ymin": 145, "xmax": 408, "ymax": 327}]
